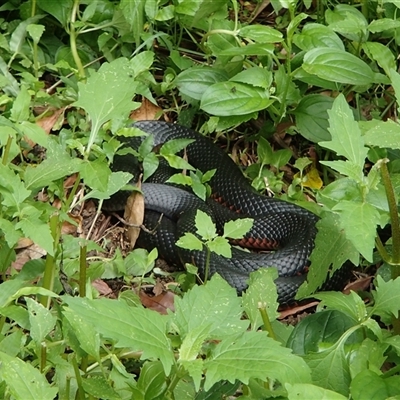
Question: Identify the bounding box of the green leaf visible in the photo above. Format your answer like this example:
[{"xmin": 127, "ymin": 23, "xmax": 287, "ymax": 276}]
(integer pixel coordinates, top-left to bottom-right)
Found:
[
  {"xmin": 18, "ymin": 121, "xmax": 49, "ymax": 147},
  {"xmin": 333, "ymin": 201, "xmax": 381, "ymax": 262},
  {"xmin": 230, "ymin": 67, "xmax": 272, "ymax": 89},
  {"xmin": 73, "ymin": 58, "xmax": 140, "ymax": 152},
  {"xmin": 371, "ymin": 276, "xmax": 400, "ymax": 321},
  {"xmin": 201, "ymin": 82, "xmax": 272, "ymax": 116},
  {"xmin": 0, "ymin": 164, "xmax": 31, "ymax": 209},
  {"xmin": 175, "ymin": 67, "xmax": 229, "ymax": 101},
  {"xmin": 303, "ymin": 340, "xmax": 350, "ymax": 396},
  {"xmin": 321, "ymin": 94, "xmax": 368, "ymax": 166},
  {"xmin": 368, "ymin": 18, "xmax": 400, "ymax": 33},
  {"xmin": 130, "ymin": 51, "xmax": 154, "ymax": 77},
  {"xmin": 162, "ymin": 154, "xmax": 194, "ymax": 171},
  {"xmin": 362, "ymin": 42, "xmax": 396, "ymax": 76},
  {"xmin": 87, "ymin": 171, "xmax": 133, "ymax": 201},
  {"xmin": 26, "ymin": 298, "xmax": 57, "ymax": 344},
  {"xmin": 63, "ymin": 308, "xmax": 100, "ymax": 359},
  {"xmin": 287, "ymin": 383, "xmax": 347, "ymax": 399},
  {"xmin": 81, "ymin": 376, "xmax": 120, "ymax": 400},
  {"xmin": 37, "ymin": 0, "xmax": 72, "ymax": 25},
  {"xmin": 80, "ymin": 159, "xmax": 111, "ymax": 192},
  {"xmin": 287, "ymin": 310, "xmax": 360, "ymax": 355},
  {"xmin": 242, "ymin": 268, "xmax": 279, "ymax": 330},
  {"xmin": 160, "ymin": 138, "xmax": 194, "ymax": 155},
  {"xmin": 239, "ymin": 25, "xmax": 283, "ymax": 43},
  {"xmin": 296, "ymin": 212, "xmax": 359, "ymax": 299},
  {"xmin": 363, "ymin": 119, "xmax": 400, "ymax": 150},
  {"xmin": 223, "ymin": 218, "xmax": 253, "ymax": 239},
  {"xmin": 219, "ymin": 43, "xmax": 275, "ymax": 56},
  {"xmin": 303, "ymin": 48, "xmax": 377, "ymax": 86},
  {"xmin": 195, "ymin": 209, "xmax": 216, "ymax": 241},
  {"xmin": 10, "ymin": 85, "xmax": 30, "ymax": 123},
  {"xmin": 293, "ymin": 94, "xmax": 334, "ymax": 142},
  {"xmin": 62, "ymin": 296, "xmax": 175, "ymax": 374},
  {"xmin": 0, "ymin": 351, "xmax": 58, "ymax": 400},
  {"xmin": 135, "ymin": 361, "xmax": 167, "ymax": 399},
  {"xmin": 293, "ymin": 23, "xmax": 344, "ymax": 51},
  {"xmin": 176, "ymin": 232, "xmax": 204, "ymax": 251},
  {"xmin": 389, "ymin": 69, "xmax": 400, "ymax": 114},
  {"xmin": 26, "ymin": 23, "xmax": 45, "ymax": 44},
  {"xmin": 173, "ymin": 274, "xmax": 248, "ymax": 339},
  {"xmin": 207, "ymin": 236, "xmax": 231, "ymax": 258},
  {"xmin": 204, "ymin": 330, "xmax": 311, "ymax": 391}
]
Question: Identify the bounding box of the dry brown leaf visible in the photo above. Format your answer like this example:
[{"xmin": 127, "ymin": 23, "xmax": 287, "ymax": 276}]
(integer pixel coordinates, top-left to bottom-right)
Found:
[
  {"xmin": 343, "ymin": 275, "xmax": 373, "ymax": 294},
  {"xmin": 12, "ymin": 244, "xmax": 46, "ymax": 271},
  {"xmin": 139, "ymin": 290, "xmax": 175, "ymax": 314},
  {"xmin": 36, "ymin": 107, "xmax": 66, "ymax": 134},
  {"xmin": 92, "ymin": 279, "xmax": 115, "ymax": 297},
  {"xmin": 278, "ymin": 300, "xmax": 319, "ymax": 320},
  {"xmin": 124, "ymin": 181, "xmax": 144, "ymax": 249},
  {"xmin": 130, "ymin": 98, "xmax": 162, "ymax": 121}
]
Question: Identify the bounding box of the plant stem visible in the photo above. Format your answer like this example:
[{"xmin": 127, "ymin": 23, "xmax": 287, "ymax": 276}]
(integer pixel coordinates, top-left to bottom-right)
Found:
[
  {"xmin": 2, "ymin": 135, "xmax": 13, "ymax": 165},
  {"xmin": 70, "ymin": 0, "xmax": 86, "ymax": 78},
  {"xmin": 79, "ymin": 244, "xmax": 87, "ymax": 297},
  {"xmin": 203, "ymin": 246, "xmax": 211, "ymax": 284},
  {"xmin": 380, "ymin": 160, "xmax": 400, "ymax": 275},
  {"xmin": 41, "ymin": 213, "xmax": 61, "ymax": 308}
]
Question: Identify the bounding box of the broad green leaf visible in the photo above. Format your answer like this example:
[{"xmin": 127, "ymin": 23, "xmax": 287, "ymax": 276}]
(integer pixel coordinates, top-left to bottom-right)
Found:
[
  {"xmin": 124, "ymin": 247, "xmax": 157, "ymax": 276},
  {"xmin": 293, "ymin": 23, "xmax": 344, "ymax": 51},
  {"xmin": 26, "ymin": 24, "xmax": 45, "ymax": 44},
  {"xmin": 195, "ymin": 209, "xmax": 216, "ymax": 241},
  {"xmin": 37, "ymin": 0, "xmax": 72, "ymax": 25},
  {"xmin": 350, "ymin": 370, "xmax": 400, "ymax": 400},
  {"xmin": 63, "ymin": 308, "xmax": 100, "ymax": 360},
  {"xmin": 303, "ymin": 48, "xmax": 377, "ymax": 86},
  {"xmin": 230, "ymin": 67, "xmax": 272, "ymax": 89},
  {"xmin": 287, "ymin": 383, "xmax": 347, "ymax": 399},
  {"xmin": 204, "ymin": 330, "xmax": 311, "ymax": 391},
  {"xmin": 293, "ymin": 94, "xmax": 334, "ymax": 142},
  {"xmin": 363, "ymin": 119, "xmax": 400, "ymax": 150},
  {"xmin": 135, "ymin": 361, "xmax": 167, "ymax": 399},
  {"xmin": 207, "ymin": 236, "xmax": 231, "ymax": 257},
  {"xmin": 119, "ymin": 0, "xmax": 144, "ymax": 46},
  {"xmin": 162, "ymin": 154, "xmax": 194, "ymax": 171},
  {"xmin": 242, "ymin": 268, "xmax": 279, "ymax": 330},
  {"xmin": 368, "ymin": 18, "xmax": 400, "ymax": 33},
  {"xmin": 296, "ymin": 212, "xmax": 359, "ymax": 299},
  {"xmin": 287, "ymin": 310, "xmax": 360, "ymax": 355},
  {"xmin": 173, "ymin": 274, "xmax": 248, "ymax": 339},
  {"xmin": 304, "ymin": 340, "xmax": 350, "ymax": 396},
  {"xmin": 333, "ymin": 201, "xmax": 381, "ymax": 262},
  {"xmin": 371, "ymin": 276, "xmax": 400, "ymax": 321},
  {"xmin": 73, "ymin": 58, "xmax": 140, "ymax": 153},
  {"xmin": 80, "ymin": 159, "xmax": 111, "ymax": 192},
  {"xmin": 223, "ymin": 218, "xmax": 253, "ymax": 239},
  {"xmin": 9, "ymin": 16, "xmax": 43, "ymax": 53},
  {"xmin": 10, "ymin": 85, "xmax": 30, "ymax": 123},
  {"xmin": 0, "ymin": 351, "xmax": 58, "ymax": 400},
  {"xmin": 24, "ymin": 157, "xmax": 81, "ymax": 191},
  {"xmin": 362, "ymin": 42, "xmax": 395, "ymax": 76},
  {"xmin": 321, "ymin": 160, "xmax": 364, "ymax": 183},
  {"xmin": 160, "ymin": 138, "xmax": 194, "ymax": 155},
  {"xmin": 176, "ymin": 232, "xmax": 204, "ymax": 251},
  {"xmin": 218, "ymin": 43, "xmax": 274, "ymax": 56},
  {"xmin": 287, "ymin": 12, "xmax": 309, "ymax": 41},
  {"xmin": 130, "ymin": 51, "xmax": 154, "ymax": 77},
  {"xmin": 175, "ymin": 67, "xmax": 229, "ymax": 101},
  {"xmin": 26, "ymin": 298, "xmax": 57, "ymax": 344},
  {"xmin": 18, "ymin": 121, "xmax": 49, "ymax": 147},
  {"xmin": 81, "ymin": 376, "xmax": 120, "ymax": 400},
  {"xmin": 321, "ymin": 94, "xmax": 368, "ymax": 167},
  {"xmin": 201, "ymin": 82, "xmax": 271, "ymax": 116},
  {"xmin": 389, "ymin": 69, "xmax": 400, "ymax": 114},
  {"xmin": 62, "ymin": 296, "xmax": 175, "ymax": 374},
  {"xmin": 239, "ymin": 25, "xmax": 283, "ymax": 43},
  {"xmin": 0, "ymin": 219, "xmax": 21, "ymax": 248},
  {"xmin": 142, "ymin": 151, "xmax": 159, "ymax": 182},
  {"xmin": 87, "ymin": 171, "xmax": 133, "ymax": 201},
  {"xmin": 314, "ymin": 291, "xmax": 367, "ymax": 323}
]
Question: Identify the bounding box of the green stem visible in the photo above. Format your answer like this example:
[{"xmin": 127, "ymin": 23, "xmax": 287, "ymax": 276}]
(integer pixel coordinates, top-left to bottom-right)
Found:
[
  {"xmin": 380, "ymin": 160, "xmax": 400, "ymax": 271},
  {"xmin": 72, "ymin": 356, "xmax": 85, "ymax": 400},
  {"xmin": 31, "ymin": 0, "xmax": 36, "ymax": 16},
  {"xmin": 41, "ymin": 213, "xmax": 61, "ymax": 308},
  {"xmin": 258, "ymin": 302, "xmax": 276, "ymax": 340},
  {"xmin": 79, "ymin": 244, "xmax": 87, "ymax": 297},
  {"xmin": 165, "ymin": 366, "xmax": 184, "ymax": 398},
  {"xmin": 40, "ymin": 342, "xmax": 47, "ymax": 373},
  {"xmin": 64, "ymin": 173, "xmax": 81, "ymax": 211},
  {"xmin": 70, "ymin": 0, "xmax": 86, "ymax": 78},
  {"xmin": 203, "ymin": 246, "xmax": 211, "ymax": 284},
  {"xmin": 2, "ymin": 135, "xmax": 13, "ymax": 165},
  {"xmin": 375, "ymin": 235, "xmax": 391, "ymax": 264}
]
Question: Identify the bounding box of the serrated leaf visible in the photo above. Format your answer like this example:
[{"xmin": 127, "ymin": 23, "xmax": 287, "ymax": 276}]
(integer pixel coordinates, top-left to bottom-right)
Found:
[
  {"xmin": 223, "ymin": 218, "xmax": 253, "ymax": 239},
  {"xmin": 26, "ymin": 298, "xmax": 57, "ymax": 344},
  {"xmin": 173, "ymin": 274, "xmax": 248, "ymax": 339},
  {"xmin": 303, "ymin": 48, "xmax": 377, "ymax": 86},
  {"xmin": 0, "ymin": 164, "xmax": 31, "ymax": 209},
  {"xmin": 287, "ymin": 383, "xmax": 347, "ymax": 399},
  {"xmin": 201, "ymin": 82, "xmax": 272, "ymax": 116},
  {"xmin": 363, "ymin": 119, "xmax": 400, "ymax": 150},
  {"xmin": 371, "ymin": 276, "xmax": 400, "ymax": 320},
  {"xmin": 62, "ymin": 296, "xmax": 175, "ymax": 374},
  {"xmin": 176, "ymin": 232, "xmax": 204, "ymax": 251},
  {"xmin": 0, "ymin": 351, "xmax": 58, "ymax": 400},
  {"xmin": 80, "ymin": 159, "xmax": 111, "ymax": 192},
  {"xmin": 296, "ymin": 212, "xmax": 359, "ymax": 299},
  {"xmin": 333, "ymin": 201, "xmax": 381, "ymax": 262},
  {"xmin": 321, "ymin": 94, "xmax": 368, "ymax": 167},
  {"xmin": 321, "ymin": 160, "xmax": 363, "ymax": 183},
  {"xmin": 230, "ymin": 67, "xmax": 272, "ymax": 89},
  {"xmin": 242, "ymin": 268, "xmax": 279, "ymax": 330},
  {"xmin": 207, "ymin": 236, "xmax": 231, "ymax": 258},
  {"xmin": 204, "ymin": 330, "xmax": 311, "ymax": 391},
  {"xmin": 175, "ymin": 67, "xmax": 229, "ymax": 101},
  {"xmin": 195, "ymin": 209, "xmax": 216, "ymax": 241},
  {"xmin": 87, "ymin": 171, "xmax": 133, "ymax": 200}
]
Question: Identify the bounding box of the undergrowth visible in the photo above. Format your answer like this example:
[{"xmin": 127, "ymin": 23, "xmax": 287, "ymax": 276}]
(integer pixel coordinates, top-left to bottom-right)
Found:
[{"xmin": 0, "ymin": 0, "xmax": 400, "ymax": 398}]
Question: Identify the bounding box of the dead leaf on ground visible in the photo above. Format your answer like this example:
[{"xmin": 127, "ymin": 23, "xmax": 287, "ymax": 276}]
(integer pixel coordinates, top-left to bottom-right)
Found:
[
  {"xmin": 92, "ymin": 279, "xmax": 115, "ymax": 297},
  {"xmin": 12, "ymin": 244, "xmax": 47, "ymax": 271},
  {"xmin": 343, "ymin": 275, "xmax": 373, "ymax": 294},
  {"xmin": 139, "ymin": 290, "xmax": 175, "ymax": 314},
  {"xmin": 36, "ymin": 107, "xmax": 66, "ymax": 134},
  {"xmin": 124, "ymin": 181, "xmax": 144, "ymax": 249},
  {"xmin": 279, "ymin": 300, "xmax": 319, "ymax": 320},
  {"xmin": 130, "ymin": 98, "xmax": 162, "ymax": 121}
]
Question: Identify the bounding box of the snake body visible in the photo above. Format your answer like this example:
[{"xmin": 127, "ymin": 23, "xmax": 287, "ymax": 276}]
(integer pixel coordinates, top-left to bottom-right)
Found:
[{"xmin": 113, "ymin": 121, "xmax": 320, "ymax": 303}]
